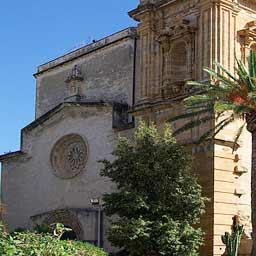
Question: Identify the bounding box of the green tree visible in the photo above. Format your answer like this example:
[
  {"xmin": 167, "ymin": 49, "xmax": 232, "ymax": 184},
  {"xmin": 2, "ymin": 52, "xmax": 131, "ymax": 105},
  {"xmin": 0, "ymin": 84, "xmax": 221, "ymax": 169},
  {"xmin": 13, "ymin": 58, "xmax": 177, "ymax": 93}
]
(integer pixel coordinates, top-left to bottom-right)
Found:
[
  {"xmin": 169, "ymin": 50, "xmax": 256, "ymax": 255},
  {"xmin": 100, "ymin": 123, "xmax": 206, "ymax": 256}
]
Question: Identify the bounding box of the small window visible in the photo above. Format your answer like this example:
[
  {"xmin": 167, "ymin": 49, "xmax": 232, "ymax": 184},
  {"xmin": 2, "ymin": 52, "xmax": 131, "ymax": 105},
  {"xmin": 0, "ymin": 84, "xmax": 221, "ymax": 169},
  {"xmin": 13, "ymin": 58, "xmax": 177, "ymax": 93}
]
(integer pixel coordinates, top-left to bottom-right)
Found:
[{"xmin": 112, "ymin": 103, "xmax": 134, "ymax": 130}]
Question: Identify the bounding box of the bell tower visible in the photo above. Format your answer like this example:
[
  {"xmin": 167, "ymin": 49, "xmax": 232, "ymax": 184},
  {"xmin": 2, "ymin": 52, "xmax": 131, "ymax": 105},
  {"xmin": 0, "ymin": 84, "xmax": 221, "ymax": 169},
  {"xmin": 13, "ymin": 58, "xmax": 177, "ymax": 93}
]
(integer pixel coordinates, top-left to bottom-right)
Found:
[
  {"xmin": 130, "ymin": 0, "xmax": 256, "ymax": 106},
  {"xmin": 130, "ymin": 0, "xmax": 256, "ymax": 255}
]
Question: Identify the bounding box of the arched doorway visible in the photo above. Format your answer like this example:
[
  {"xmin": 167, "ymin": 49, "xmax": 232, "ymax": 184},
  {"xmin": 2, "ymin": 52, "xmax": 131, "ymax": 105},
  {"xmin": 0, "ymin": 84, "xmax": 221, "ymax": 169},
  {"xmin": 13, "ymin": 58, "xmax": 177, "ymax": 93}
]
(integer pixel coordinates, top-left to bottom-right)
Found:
[
  {"xmin": 60, "ymin": 225, "xmax": 78, "ymax": 240},
  {"xmin": 43, "ymin": 210, "xmax": 84, "ymax": 240}
]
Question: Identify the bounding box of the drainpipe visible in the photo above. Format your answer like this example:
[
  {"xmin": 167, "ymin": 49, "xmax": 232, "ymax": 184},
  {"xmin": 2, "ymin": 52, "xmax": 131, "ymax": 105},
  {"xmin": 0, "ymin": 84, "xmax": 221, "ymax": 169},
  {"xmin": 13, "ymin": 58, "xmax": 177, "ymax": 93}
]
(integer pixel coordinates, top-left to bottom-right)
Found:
[
  {"xmin": 132, "ymin": 35, "xmax": 137, "ymax": 107},
  {"xmin": 97, "ymin": 207, "xmax": 101, "ymax": 247}
]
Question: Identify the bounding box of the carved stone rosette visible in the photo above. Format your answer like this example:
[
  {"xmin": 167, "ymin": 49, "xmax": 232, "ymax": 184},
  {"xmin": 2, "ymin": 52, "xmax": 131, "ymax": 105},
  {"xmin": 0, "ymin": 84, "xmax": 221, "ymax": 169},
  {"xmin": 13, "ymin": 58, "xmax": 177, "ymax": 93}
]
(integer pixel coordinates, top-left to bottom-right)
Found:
[{"xmin": 51, "ymin": 134, "xmax": 88, "ymax": 179}]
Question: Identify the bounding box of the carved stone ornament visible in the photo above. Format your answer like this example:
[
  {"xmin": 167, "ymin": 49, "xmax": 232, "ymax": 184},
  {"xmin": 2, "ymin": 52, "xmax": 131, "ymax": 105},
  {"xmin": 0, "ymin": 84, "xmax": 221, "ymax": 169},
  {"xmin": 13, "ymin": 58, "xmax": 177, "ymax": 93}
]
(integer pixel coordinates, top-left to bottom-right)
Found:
[
  {"xmin": 51, "ymin": 134, "xmax": 88, "ymax": 179},
  {"xmin": 157, "ymin": 19, "xmax": 196, "ymax": 45},
  {"xmin": 238, "ymin": 21, "xmax": 256, "ymax": 62},
  {"xmin": 65, "ymin": 65, "xmax": 84, "ymax": 83}
]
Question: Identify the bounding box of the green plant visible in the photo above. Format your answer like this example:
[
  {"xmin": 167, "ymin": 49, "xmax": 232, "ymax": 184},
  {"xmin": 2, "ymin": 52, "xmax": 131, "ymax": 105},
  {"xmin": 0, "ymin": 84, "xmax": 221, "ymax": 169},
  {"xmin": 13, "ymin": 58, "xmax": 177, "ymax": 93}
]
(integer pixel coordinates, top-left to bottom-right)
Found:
[
  {"xmin": 100, "ymin": 123, "xmax": 207, "ymax": 256},
  {"xmin": 221, "ymin": 224, "xmax": 244, "ymax": 256},
  {"xmin": 0, "ymin": 222, "xmax": 108, "ymax": 256},
  {"xmin": 169, "ymin": 50, "xmax": 256, "ymax": 255},
  {"xmin": 34, "ymin": 223, "xmax": 51, "ymax": 234}
]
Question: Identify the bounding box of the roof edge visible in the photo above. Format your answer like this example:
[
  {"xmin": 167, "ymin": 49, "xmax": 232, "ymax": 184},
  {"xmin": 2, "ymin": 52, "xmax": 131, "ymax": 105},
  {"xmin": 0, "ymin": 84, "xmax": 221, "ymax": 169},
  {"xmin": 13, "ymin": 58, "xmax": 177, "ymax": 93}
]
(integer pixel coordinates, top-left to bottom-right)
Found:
[
  {"xmin": 34, "ymin": 27, "xmax": 137, "ymax": 77},
  {"xmin": 23, "ymin": 101, "xmax": 112, "ymax": 133},
  {"xmin": 0, "ymin": 151, "xmax": 26, "ymax": 161}
]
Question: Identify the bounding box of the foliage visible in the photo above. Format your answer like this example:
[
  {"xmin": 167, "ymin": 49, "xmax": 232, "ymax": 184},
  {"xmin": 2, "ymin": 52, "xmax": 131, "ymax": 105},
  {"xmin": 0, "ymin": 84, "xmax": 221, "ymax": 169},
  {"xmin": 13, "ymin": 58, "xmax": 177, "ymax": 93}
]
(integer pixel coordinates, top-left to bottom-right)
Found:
[
  {"xmin": 0, "ymin": 223, "xmax": 108, "ymax": 256},
  {"xmin": 169, "ymin": 50, "xmax": 256, "ymax": 146},
  {"xmin": 221, "ymin": 224, "xmax": 244, "ymax": 256},
  {"xmin": 100, "ymin": 123, "xmax": 207, "ymax": 256},
  {"xmin": 34, "ymin": 223, "xmax": 51, "ymax": 234}
]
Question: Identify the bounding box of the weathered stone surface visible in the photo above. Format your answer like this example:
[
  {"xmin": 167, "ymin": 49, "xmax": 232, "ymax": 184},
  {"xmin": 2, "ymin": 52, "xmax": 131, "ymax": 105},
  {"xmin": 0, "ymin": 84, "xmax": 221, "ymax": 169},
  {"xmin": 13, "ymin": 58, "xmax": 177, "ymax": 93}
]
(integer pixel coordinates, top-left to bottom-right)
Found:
[
  {"xmin": 2, "ymin": 0, "xmax": 256, "ymax": 255},
  {"xmin": 130, "ymin": 0, "xmax": 256, "ymax": 255},
  {"xmin": 35, "ymin": 28, "xmax": 137, "ymax": 118}
]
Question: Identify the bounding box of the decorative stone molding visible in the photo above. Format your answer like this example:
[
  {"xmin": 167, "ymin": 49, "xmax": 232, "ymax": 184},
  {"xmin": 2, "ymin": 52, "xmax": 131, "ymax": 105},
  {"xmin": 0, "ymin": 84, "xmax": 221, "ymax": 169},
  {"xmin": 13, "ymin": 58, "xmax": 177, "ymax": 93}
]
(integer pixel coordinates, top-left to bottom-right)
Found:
[
  {"xmin": 238, "ymin": 21, "xmax": 256, "ymax": 62},
  {"xmin": 157, "ymin": 19, "xmax": 196, "ymax": 43},
  {"xmin": 50, "ymin": 134, "xmax": 88, "ymax": 179},
  {"xmin": 158, "ymin": 20, "xmax": 196, "ymax": 99},
  {"xmin": 65, "ymin": 65, "xmax": 84, "ymax": 83}
]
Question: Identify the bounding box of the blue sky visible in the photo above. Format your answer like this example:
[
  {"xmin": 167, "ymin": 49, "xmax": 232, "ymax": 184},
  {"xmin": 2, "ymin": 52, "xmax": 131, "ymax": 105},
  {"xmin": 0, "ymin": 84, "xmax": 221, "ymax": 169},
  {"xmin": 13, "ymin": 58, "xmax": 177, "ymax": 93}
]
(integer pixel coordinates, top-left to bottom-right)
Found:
[{"xmin": 0, "ymin": 0, "xmax": 138, "ymax": 155}]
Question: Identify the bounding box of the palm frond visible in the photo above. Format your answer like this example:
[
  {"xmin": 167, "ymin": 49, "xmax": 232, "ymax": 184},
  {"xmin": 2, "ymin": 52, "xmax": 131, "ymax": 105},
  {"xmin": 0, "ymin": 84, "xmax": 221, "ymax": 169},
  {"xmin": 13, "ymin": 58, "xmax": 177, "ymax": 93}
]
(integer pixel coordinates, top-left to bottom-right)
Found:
[
  {"xmin": 233, "ymin": 105, "xmax": 253, "ymax": 116},
  {"xmin": 213, "ymin": 115, "xmax": 235, "ymax": 138},
  {"xmin": 203, "ymin": 67, "xmax": 238, "ymax": 88},
  {"xmin": 213, "ymin": 61, "xmax": 238, "ymax": 82},
  {"xmin": 214, "ymin": 102, "xmax": 236, "ymax": 113},
  {"xmin": 184, "ymin": 95, "xmax": 215, "ymax": 107},
  {"xmin": 168, "ymin": 106, "xmax": 214, "ymax": 122},
  {"xmin": 236, "ymin": 58, "xmax": 249, "ymax": 78},
  {"xmin": 173, "ymin": 115, "xmax": 214, "ymax": 136},
  {"xmin": 232, "ymin": 123, "xmax": 246, "ymax": 152},
  {"xmin": 169, "ymin": 51, "xmax": 256, "ymax": 143},
  {"xmin": 236, "ymin": 58, "xmax": 254, "ymax": 92},
  {"xmin": 196, "ymin": 127, "xmax": 215, "ymax": 144},
  {"xmin": 195, "ymin": 115, "xmax": 235, "ymax": 144},
  {"xmin": 249, "ymin": 50, "xmax": 256, "ymax": 78}
]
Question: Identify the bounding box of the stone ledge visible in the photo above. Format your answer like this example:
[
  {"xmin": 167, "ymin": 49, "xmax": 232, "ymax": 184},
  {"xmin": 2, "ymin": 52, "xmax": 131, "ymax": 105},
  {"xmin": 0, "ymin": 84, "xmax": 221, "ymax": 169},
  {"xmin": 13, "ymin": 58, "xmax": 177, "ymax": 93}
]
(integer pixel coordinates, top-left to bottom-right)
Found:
[
  {"xmin": 0, "ymin": 151, "xmax": 26, "ymax": 161},
  {"xmin": 35, "ymin": 27, "xmax": 137, "ymax": 76}
]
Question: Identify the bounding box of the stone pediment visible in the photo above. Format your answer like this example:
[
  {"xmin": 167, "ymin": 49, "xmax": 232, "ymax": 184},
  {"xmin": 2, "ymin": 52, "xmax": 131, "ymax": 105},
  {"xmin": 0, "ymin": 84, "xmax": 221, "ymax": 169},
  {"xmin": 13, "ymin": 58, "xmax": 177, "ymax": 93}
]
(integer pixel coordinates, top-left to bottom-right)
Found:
[{"xmin": 23, "ymin": 102, "xmax": 111, "ymax": 134}]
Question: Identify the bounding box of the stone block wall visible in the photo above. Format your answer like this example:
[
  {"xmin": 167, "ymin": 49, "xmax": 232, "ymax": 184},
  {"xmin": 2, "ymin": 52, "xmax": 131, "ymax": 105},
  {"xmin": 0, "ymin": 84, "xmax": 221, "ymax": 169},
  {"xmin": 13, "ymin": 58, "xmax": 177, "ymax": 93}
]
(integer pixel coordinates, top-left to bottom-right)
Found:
[{"xmin": 35, "ymin": 28, "xmax": 137, "ymax": 118}]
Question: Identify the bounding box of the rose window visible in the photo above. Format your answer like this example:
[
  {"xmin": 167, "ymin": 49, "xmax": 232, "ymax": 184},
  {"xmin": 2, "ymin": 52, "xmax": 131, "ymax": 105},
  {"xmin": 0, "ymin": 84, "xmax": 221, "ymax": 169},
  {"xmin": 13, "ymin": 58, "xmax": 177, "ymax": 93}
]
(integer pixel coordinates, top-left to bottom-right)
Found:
[{"xmin": 51, "ymin": 134, "xmax": 88, "ymax": 179}]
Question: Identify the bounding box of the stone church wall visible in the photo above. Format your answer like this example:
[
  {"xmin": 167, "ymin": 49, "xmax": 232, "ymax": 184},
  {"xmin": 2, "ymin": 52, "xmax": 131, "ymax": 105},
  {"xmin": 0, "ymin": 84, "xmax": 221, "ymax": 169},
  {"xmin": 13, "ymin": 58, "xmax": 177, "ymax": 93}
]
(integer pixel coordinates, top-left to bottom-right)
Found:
[
  {"xmin": 1, "ymin": 105, "xmax": 130, "ymax": 252},
  {"xmin": 35, "ymin": 28, "xmax": 137, "ymax": 118}
]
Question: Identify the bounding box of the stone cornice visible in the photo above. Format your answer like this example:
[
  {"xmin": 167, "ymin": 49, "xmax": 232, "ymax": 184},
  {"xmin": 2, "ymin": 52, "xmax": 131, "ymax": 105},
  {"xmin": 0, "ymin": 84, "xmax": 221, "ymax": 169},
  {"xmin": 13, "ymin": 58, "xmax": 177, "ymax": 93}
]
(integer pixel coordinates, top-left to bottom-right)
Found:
[
  {"xmin": 129, "ymin": 0, "xmax": 179, "ymax": 21},
  {"xmin": 0, "ymin": 101, "xmax": 113, "ymax": 163},
  {"xmin": 34, "ymin": 27, "xmax": 137, "ymax": 77},
  {"xmin": 199, "ymin": 0, "xmax": 240, "ymax": 12},
  {"xmin": 0, "ymin": 151, "xmax": 26, "ymax": 161},
  {"xmin": 23, "ymin": 101, "xmax": 112, "ymax": 133}
]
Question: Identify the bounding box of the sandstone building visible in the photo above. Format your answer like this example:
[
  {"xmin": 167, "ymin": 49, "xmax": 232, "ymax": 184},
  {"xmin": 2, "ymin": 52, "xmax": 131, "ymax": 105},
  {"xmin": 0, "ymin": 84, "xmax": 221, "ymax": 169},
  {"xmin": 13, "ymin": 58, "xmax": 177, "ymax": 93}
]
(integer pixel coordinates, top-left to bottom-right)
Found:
[{"xmin": 1, "ymin": 0, "xmax": 256, "ymax": 255}]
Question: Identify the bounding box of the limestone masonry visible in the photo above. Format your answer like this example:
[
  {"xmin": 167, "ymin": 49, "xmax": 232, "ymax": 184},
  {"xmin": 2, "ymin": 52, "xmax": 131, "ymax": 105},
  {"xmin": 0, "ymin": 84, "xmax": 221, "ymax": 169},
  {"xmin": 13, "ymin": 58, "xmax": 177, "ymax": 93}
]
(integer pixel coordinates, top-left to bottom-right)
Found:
[{"xmin": 1, "ymin": 1, "xmax": 256, "ymax": 255}]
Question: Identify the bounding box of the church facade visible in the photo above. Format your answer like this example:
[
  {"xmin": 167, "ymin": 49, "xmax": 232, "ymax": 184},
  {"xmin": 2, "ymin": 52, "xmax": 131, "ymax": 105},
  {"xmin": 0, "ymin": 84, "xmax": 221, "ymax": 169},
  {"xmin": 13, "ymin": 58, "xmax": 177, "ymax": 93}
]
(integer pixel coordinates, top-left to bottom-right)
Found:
[{"xmin": 1, "ymin": 0, "xmax": 256, "ymax": 255}]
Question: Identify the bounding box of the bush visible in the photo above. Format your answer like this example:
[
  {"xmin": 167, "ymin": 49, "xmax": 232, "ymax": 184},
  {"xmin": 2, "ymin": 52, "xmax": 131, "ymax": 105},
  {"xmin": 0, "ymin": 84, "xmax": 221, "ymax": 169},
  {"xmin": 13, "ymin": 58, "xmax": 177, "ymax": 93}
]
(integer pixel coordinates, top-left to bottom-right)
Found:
[
  {"xmin": 101, "ymin": 123, "xmax": 207, "ymax": 256},
  {"xmin": 0, "ymin": 223, "xmax": 108, "ymax": 256}
]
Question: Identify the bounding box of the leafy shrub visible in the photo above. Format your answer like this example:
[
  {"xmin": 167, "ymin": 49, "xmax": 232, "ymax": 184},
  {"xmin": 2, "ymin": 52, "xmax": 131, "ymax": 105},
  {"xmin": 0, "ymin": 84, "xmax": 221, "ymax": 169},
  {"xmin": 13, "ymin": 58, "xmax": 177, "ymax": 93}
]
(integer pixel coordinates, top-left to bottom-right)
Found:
[
  {"xmin": 0, "ymin": 223, "xmax": 108, "ymax": 256},
  {"xmin": 101, "ymin": 123, "xmax": 207, "ymax": 256}
]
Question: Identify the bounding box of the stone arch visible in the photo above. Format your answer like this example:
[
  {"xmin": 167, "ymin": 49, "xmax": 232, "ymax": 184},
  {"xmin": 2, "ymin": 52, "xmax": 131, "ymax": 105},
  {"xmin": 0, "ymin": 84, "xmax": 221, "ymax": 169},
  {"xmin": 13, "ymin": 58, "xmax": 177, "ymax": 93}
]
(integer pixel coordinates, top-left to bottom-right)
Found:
[
  {"xmin": 43, "ymin": 209, "xmax": 84, "ymax": 240},
  {"xmin": 170, "ymin": 41, "xmax": 189, "ymax": 83}
]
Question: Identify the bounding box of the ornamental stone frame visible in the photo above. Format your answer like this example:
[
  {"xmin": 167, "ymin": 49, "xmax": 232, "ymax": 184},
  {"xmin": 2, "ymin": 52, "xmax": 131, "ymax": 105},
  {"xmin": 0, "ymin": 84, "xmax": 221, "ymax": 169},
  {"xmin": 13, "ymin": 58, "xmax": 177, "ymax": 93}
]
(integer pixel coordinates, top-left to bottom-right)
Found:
[
  {"xmin": 50, "ymin": 134, "xmax": 89, "ymax": 179},
  {"xmin": 158, "ymin": 20, "xmax": 196, "ymax": 99}
]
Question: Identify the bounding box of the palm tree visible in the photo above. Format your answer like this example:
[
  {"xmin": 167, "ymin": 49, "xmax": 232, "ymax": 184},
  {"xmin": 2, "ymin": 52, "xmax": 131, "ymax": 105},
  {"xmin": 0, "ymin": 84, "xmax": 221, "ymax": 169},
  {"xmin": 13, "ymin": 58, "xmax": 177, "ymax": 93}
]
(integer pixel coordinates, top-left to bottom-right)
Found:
[{"xmin": 169, "ymin": 50, "xmax": 256, "ymax": 255}]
